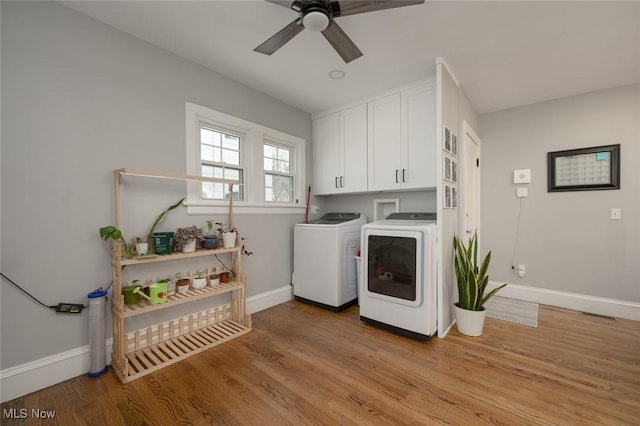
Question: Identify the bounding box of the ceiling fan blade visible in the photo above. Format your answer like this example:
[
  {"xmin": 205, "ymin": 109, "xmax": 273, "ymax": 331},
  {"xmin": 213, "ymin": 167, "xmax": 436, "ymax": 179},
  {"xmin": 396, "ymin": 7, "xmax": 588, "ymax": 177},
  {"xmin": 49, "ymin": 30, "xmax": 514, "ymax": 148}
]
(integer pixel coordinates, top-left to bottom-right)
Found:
[
  {"xmin": 321, "ymin": 21, "xmax": 363, "ymax": 64},
  {"xmin": 264, "ymin": 1, "xmax": 295, "ymax": 9},
  {"xmin": 254, "ymin": 19, "xmax": 304, "ymax": 56},
  {"xmin": 332, "ymin": 0, "xmax": 424, "ymax": 17}
]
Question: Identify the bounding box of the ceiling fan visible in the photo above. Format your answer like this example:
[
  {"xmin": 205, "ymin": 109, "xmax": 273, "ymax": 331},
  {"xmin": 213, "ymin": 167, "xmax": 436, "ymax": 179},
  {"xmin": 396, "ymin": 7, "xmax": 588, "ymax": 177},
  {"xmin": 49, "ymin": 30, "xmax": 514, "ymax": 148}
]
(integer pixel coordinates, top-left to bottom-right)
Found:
[{"xmin": 254, "ymin": 0, "xmax": 425, "ymax": 64}]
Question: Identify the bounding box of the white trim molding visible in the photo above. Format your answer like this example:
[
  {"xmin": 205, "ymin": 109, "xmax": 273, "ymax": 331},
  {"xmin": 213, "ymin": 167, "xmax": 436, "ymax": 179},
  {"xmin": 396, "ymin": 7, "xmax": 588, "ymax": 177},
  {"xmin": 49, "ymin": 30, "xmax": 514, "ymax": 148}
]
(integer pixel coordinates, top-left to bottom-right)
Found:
[
  {"xmin": 247, "ymin": 285, "xmax": 293, "ymax": 314},
  {"xmin": 0, "ymin": 286, "xmax": 294, "ymax": 403},
  {"xmin": 487, "ymin": 280, "xmax": 640, "ymax": 321}
]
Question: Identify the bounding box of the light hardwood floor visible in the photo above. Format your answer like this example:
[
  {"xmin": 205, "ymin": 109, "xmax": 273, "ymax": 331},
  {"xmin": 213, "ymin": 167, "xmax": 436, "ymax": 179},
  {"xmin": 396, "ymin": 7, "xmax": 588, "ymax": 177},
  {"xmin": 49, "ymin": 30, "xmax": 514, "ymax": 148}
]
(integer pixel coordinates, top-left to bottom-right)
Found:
[{"xmin": 2, "ymin": 300, "xmax": 639, "ymax": 425}]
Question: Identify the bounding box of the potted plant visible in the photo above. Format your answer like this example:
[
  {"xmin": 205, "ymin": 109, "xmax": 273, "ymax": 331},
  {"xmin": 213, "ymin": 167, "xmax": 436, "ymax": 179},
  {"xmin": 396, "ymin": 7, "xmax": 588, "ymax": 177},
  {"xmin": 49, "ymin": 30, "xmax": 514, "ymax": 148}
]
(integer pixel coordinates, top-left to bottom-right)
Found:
[
  {"xmin": 214, "ymin": 223, "xmax": 253, "ymax": 255},
  {"xmin": 202, "ymin": 220, "xmax": 219, "ymax": 249},
  {"xmin": 99, "ymin": 226, "xmax": 134, "ymax": 258},
  {"xmin": 191, "ymin": 270, "xmax": 207, "ymax": 290},
  {"xmin": 453, "ymin": 231, "xmax": 506, "ymax": 336},
  {"xmin": 147, "ymin": 198, "xmax": 185, "ymax": 254},
  {"xmin": 173, "ymin": 225, "xmax": 204, "ymax": 253},
  {"xmin": 215, "ymin": 222, "xmax": 237, "ymax": 249},
  {"xmin": 133, "ymin": 236, "xmax": 148, "ymax": 256}
]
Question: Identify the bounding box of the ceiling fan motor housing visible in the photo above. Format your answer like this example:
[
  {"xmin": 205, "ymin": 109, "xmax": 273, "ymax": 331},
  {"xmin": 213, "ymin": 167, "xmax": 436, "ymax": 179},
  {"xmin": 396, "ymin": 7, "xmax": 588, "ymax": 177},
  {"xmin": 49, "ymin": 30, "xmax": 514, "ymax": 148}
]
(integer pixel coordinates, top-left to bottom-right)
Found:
[{"xmin": 296, "ymin": 1, "xmax": 335, "ymax": 31}]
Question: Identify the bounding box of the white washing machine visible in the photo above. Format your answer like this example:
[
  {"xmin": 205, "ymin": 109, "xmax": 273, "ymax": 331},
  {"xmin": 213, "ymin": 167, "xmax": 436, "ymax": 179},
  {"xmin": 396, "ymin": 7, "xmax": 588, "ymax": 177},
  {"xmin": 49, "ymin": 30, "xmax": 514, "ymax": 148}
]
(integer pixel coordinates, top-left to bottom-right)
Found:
[
  {"xmin": 294, "ymin": 213, "xmax": 366, "ymax": 311},
  {"xmin": 360, "ymin": 212, "xmax": 437, "ymax": 340}
]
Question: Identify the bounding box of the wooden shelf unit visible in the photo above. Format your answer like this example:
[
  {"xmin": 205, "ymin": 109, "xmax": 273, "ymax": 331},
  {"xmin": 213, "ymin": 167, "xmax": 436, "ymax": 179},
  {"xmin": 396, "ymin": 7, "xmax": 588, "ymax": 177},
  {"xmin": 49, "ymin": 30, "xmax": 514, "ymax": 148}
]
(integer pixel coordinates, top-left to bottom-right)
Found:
[{"xmin": 109, "ymin": 169, "xmax": 251, "ymax": 384}]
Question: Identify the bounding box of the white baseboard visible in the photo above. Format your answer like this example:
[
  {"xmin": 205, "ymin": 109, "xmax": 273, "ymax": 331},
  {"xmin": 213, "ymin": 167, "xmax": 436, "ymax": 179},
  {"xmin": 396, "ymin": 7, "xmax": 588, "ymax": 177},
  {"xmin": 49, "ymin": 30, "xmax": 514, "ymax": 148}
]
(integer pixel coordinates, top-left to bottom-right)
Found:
[
  {"xmin": 0, "ymin": 339, "xmax": 114, "ymax": 404},
  {"xmin": 247, "ymin": 285, "xmax": 293, "ymax": 314},
  {"xmin": 0, "ymin": 285, "xmax": 293, "ymax": 404},
  {"xmin": 487, "ymin": 281, "xmax": 640, "ymax": 321}
]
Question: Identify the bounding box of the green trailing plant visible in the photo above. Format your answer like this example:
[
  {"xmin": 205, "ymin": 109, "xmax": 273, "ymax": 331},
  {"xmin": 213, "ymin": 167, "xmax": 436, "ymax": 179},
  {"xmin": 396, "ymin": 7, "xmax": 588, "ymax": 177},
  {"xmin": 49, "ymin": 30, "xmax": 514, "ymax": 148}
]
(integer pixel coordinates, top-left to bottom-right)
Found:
[
  {"xmin": 453, "ymin": 231, "xmax": 506, "ymax": 311},
  {"xmin": 100, "ymin": 226, "xmax": 133, "ymax": 258},
  {"xmin": 147, "ymin": 198, "xmax": 185, "ymax": 239}
]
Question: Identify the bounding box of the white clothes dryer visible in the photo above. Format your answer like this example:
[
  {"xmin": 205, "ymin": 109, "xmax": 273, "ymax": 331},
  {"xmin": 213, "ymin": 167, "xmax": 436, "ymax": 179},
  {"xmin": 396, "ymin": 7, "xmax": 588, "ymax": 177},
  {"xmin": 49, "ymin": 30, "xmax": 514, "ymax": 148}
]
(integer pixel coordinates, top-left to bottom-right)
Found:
[
  {"xmin": 294, "ymin": 213, "xmax": 366, "ymax": 311},
  {"xmin": 360, "ymin": 212, "xmax": 437, "ymax": 340}
]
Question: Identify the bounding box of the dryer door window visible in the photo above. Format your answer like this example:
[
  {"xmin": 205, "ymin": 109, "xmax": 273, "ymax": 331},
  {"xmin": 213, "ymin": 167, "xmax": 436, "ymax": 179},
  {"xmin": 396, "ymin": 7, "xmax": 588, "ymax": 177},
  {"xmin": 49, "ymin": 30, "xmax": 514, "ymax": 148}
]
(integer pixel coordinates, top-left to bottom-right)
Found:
[{"xmin": 367, "ymin": 235, "xmax": 417, "ymax": 302}]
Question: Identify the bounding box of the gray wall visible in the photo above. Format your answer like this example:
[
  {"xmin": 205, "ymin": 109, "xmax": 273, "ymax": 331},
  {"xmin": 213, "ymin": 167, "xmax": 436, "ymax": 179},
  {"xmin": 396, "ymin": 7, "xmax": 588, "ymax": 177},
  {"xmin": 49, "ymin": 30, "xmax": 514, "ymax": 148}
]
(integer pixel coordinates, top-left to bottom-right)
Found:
[
  {"xmin": 437, "ymin": 64, "xmax": 479, "ymax": 335},
  {"xmin": 480, "ymin": 84, "xmax": 640, "ymax": 302},
  {"xmin": 319, "ymin": 190, "xmax": 437, "ymax": 222},
  {"xmin": 1, "ymin": 1, "xmax": 311, "ymax": 369}
]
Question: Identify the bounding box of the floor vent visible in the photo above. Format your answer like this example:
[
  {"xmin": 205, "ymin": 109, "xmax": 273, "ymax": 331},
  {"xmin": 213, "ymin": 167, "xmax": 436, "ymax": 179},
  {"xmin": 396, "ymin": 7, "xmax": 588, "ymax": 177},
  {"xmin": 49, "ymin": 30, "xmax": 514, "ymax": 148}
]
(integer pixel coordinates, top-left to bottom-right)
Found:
[
  {"xmin": 580, "ymin": 311, "xmax": 616, "ymax": 320},
  {"xmin": 485, "ymin": 296, "xmax": 538, "ymax": 327}
]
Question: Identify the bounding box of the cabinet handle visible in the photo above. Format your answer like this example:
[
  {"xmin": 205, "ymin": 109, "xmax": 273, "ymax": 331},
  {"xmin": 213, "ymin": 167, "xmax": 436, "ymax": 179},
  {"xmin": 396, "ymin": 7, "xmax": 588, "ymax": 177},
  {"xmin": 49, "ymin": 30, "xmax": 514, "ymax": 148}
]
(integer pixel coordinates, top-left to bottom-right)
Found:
[
  {"xmin": 402, "ymin": 169, "xmax": 406, "ymax": 182},
  {"xmin": 335, "ymin": 176, "xmax": 339, "ymax": 188},
  {"xmin": 340, "ymin": 176, "xmax": 344, "ymax": 187},
  {"xmin": 395, "ymin": 169, "xmax": 399, "ymax": 183}
]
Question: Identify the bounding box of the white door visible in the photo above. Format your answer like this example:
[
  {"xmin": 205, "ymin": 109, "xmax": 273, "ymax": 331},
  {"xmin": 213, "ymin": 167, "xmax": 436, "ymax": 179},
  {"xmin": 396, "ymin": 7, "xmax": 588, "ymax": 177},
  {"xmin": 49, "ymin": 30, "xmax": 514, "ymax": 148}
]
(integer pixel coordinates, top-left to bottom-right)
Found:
[{"xmin": 461, "ymin": 120, "xmax": 481, "ymax": 243}]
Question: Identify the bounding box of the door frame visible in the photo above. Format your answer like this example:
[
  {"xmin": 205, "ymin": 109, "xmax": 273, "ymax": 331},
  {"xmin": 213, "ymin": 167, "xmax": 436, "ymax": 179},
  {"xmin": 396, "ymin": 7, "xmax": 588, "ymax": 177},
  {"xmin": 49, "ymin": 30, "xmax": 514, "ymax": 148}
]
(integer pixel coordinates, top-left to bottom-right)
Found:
[{"xmin": 460, "ymin": 120, "xmax": 481, "ymax": 250}]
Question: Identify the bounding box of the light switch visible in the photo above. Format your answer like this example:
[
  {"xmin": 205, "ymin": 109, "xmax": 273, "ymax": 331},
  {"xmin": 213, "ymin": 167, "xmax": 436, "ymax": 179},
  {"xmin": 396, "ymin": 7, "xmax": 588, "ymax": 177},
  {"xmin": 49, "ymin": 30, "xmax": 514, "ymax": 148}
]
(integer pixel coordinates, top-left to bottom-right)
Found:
[
  {"xmin": 516, "ymin": 187, "xmax": 528, "ymax": 197},
  {"xmin": 610, "ymin": 208, "xmax": 621, "ymax": 220},
  {"xmin": 514, "ymin": 169, "xmax": 531, "ymax": 184}
]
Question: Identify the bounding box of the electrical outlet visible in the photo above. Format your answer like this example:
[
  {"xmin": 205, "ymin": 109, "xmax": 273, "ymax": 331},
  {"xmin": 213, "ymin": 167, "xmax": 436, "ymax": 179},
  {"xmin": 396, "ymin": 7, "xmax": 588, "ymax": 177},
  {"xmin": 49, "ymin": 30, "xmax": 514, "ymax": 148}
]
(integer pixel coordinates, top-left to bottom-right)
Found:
[{"xmin": 517, "ymin": 265, "xmax": 526, "ymax": 278}]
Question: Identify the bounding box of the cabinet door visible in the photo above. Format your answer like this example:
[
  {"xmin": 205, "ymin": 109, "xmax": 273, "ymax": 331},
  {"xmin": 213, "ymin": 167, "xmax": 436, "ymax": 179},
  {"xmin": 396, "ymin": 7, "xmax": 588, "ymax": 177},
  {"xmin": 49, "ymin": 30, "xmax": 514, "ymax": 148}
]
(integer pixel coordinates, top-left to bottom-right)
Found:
[
  {"xmin": 340, "ymin": 104, "xmax": 368, "ymax": 193},
  {"xmin": 367, "ymin": 93, "xmax": 402, "ymax": 191},
  {"xmin": 313, "ymin": 112, "xmax": 341, "ymax": 195},
  {"xmin": 401, "ymin": 82, "xmax": 436, "ymax": 189}
]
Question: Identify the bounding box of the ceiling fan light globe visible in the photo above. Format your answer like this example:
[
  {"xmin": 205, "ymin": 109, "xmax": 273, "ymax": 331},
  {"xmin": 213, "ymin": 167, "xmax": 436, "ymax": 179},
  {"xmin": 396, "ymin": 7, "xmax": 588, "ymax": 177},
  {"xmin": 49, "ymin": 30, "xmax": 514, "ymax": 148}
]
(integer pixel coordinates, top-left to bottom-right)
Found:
[{"xmin": 303, "ymin": 10, "xmax": 330, "ymax": 31}]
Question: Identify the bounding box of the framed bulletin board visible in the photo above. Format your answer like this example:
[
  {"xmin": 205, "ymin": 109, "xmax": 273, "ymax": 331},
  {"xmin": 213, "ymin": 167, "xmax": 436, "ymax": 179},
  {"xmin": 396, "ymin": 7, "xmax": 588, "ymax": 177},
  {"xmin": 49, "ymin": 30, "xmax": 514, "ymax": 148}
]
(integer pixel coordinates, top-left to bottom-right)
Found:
[{"xmin": 547, "ymin": 144, "xmax": 620, "ymax": 192}]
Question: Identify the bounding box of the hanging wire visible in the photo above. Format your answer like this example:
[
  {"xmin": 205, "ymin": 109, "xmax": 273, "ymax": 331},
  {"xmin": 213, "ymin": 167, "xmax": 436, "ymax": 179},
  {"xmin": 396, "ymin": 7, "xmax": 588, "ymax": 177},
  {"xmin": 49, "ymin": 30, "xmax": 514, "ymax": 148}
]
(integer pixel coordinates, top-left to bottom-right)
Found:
[
  {"xmin": 1, "ymin": 271, "xmax": 117, "ymax": 311},
  {"xmin": 1, "ymin": 272, "xmax": 56, "ymax": 309}
]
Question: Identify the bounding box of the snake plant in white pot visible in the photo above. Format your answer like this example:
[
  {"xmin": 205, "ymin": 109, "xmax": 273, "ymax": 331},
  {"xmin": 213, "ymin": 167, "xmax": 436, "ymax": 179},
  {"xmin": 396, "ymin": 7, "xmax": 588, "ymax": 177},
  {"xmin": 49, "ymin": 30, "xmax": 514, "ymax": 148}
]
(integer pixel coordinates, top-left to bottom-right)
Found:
[{"xmin": 453, "ymin": 231, "xmax": 507, "ymax": 336}]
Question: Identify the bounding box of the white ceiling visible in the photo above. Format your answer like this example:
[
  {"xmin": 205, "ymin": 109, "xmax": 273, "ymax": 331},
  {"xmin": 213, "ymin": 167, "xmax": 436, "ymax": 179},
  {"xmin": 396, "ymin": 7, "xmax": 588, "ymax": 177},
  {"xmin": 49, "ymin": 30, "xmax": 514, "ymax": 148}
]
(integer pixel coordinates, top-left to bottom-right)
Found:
[{"xmin": 60, "ymin": 0, "xmax": 640, "ymax": 115}]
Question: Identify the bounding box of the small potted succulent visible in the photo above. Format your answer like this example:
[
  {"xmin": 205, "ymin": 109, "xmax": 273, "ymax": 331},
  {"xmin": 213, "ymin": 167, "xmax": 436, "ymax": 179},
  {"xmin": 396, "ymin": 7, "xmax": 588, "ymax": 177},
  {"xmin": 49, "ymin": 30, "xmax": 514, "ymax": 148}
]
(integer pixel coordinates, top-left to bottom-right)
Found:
[
  {"xmin": 202, "ymin": 220, "xmax": 220, "ymax": 249},
  {"xmin": 191, "ymin": 270, "xmax": 208, "ymax": 290},
  {"xmin": 214, "ymin": 223, "xmax": 253, "ymax": 255},
  {"xmin": 215, "ymin": 222, "xmax": 237, "ymax": 249},
  {"xmin": 173, "ymin": 225, "xmax": 204, "ymax": 253},
  {"xmin": 176, "ymin": 273, "xmax": 190, "ymax": 294}
]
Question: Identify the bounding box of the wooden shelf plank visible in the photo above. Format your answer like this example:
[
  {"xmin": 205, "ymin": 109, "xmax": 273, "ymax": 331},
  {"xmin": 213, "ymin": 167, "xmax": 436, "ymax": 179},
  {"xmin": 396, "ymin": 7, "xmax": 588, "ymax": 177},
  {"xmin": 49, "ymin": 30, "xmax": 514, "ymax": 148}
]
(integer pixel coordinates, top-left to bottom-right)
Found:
[
  {"xmin": 121, "ymin": 319, "xmax": 251, "ymax": 383},
  {"xmin": 116, "ymin": 168, "xmax": 239, "ymax": 185},
  {"xmin": 123, "ymin": 281, "xmax": 244, "ymax": 318},
  {"xmin": 120, "ymin": 247, "xmax": 239, "ymax": 266}
]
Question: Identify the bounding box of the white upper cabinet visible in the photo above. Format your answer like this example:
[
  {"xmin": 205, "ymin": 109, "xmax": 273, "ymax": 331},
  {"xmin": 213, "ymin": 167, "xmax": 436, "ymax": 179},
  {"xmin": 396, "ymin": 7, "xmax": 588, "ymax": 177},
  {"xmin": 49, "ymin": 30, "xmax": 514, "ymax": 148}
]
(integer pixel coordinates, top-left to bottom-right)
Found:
[
  {"xmin": 313, "ymin": 104, "xmax": 368, "ymax": 195},
  {"xmin": 367, "ymin": 93, "xmax": 402, "ymax": 191},
  {"xmin": 313, "ymin": 79, "xmax": 435, "ymax": 195},
  {"xmin": 402, "ymin": 82, "xmax": 436, "ymax": 189},
  {"xmin": 368, "ymin": 82, "xmax": 436, "ymax": 191}
]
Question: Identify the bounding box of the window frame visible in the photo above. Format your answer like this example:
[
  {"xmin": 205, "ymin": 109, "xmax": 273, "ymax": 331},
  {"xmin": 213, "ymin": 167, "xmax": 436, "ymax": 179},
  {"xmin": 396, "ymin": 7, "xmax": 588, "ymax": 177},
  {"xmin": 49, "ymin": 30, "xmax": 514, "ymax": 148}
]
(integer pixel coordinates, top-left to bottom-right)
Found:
[
  {"xmin": 186, "ymin": 102, "xmax": 306, "ymax": 215},
  {"xmin": 263, "ymin": 137, "xmax": 297, "ymax": 204}
]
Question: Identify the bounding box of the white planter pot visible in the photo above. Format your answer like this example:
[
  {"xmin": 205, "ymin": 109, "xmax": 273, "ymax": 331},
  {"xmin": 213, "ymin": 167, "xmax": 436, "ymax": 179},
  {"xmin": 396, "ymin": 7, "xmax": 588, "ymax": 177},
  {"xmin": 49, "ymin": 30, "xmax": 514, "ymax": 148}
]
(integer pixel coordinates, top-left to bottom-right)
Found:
[
  {"xmin": 182, "ymin": 239, "xmax": 197, "ymax": 253},
  {"xmin": 222, "ymin": 232, "xmax": 237, "ymax": 248},
  {"xmin": 454, "ymin": 304, "xmax": 486, "ymax": 336},
  {"xmin": 135, "ymin": 242, "xmax": 148, "ymax": 256},
  {"xmin": 191, "ymin": 277, "xmax": 207, "ymax": 290}
]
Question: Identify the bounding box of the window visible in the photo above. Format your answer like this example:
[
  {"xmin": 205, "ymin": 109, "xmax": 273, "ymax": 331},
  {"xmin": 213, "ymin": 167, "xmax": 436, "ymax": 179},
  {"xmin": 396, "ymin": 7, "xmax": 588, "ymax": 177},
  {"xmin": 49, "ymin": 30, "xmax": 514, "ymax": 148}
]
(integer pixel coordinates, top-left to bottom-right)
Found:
[
  {"xmin": 264, "ymin": 142, "xmax": 294, "ymax": 202},
  {"xmin": 200, "ymin": 126, "xmax": 244, "ymax": 201},
  {"xmin": 186, "ymin": 102, "xmax": 306, "ymax": 214}
]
